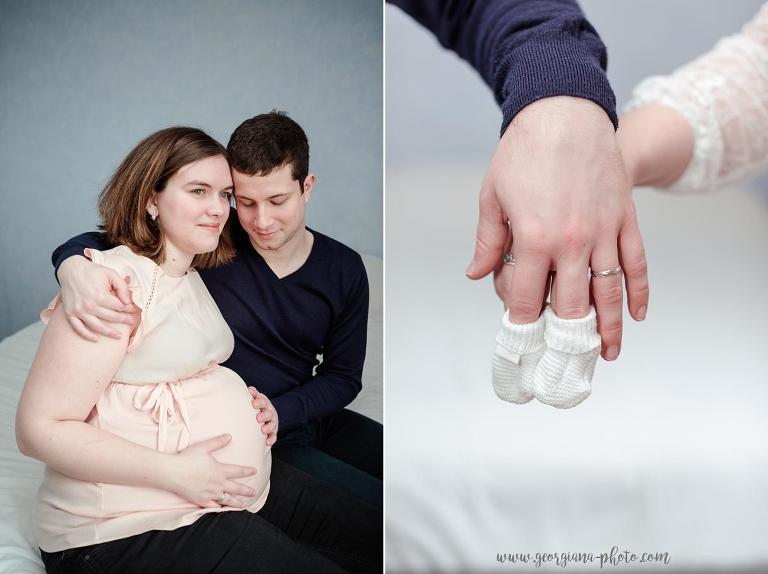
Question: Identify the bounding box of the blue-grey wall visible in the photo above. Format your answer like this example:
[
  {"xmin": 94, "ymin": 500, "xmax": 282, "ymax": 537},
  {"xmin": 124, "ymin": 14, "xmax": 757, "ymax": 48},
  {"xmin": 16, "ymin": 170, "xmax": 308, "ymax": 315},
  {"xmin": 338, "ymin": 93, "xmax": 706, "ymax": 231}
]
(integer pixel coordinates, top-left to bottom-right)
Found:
[{"xmin": 0, "ymin": 0, "xmax": 382, "ymax": 340}]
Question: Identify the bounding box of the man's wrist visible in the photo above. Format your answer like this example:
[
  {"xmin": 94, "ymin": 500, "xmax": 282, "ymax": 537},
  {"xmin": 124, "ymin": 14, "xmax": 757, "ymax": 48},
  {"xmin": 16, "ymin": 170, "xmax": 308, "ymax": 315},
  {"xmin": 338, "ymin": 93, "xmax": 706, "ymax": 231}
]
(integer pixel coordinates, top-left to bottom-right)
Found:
[
  {"xmin": 503, "ymin": 96, "xmax": 617, "ymax": 154},
  {"xmin": 56, "ymin": 254, "xmax": 88, "ymax": 283}
]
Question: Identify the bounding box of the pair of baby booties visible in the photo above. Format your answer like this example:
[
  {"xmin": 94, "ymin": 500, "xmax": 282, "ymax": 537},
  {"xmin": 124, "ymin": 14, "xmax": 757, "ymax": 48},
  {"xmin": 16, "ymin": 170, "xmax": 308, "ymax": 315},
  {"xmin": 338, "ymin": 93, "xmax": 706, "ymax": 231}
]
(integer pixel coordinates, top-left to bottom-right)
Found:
[{"xmin": 492, "ymin": 305, "xmax": 602, "ymax": 408}]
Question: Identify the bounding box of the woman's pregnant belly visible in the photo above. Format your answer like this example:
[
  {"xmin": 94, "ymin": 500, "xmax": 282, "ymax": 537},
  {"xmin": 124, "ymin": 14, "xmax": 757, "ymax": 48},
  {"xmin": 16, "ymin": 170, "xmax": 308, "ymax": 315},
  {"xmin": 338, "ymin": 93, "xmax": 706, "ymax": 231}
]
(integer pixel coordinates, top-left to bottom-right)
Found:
[{"xmin": 91, "ymin": 366, "xmax": 270, "ymax": 516}]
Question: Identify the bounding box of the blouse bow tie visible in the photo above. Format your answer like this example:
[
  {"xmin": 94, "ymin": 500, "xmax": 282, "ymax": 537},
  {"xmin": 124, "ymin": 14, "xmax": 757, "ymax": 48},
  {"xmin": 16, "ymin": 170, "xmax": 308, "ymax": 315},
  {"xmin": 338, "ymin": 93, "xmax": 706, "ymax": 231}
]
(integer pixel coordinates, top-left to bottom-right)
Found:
[{"xmin": 134, "ymin": 381, "xmax": 192, "ymax": 452}]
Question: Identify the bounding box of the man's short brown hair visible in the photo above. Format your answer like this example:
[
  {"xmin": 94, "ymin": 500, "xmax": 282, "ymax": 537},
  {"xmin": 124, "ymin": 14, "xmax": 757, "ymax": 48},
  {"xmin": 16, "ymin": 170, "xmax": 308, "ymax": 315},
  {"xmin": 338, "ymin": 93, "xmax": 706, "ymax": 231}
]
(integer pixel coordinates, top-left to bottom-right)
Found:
[{"xmin": 227, "ymin": 111, "xmax": 309, "ymax": 189}]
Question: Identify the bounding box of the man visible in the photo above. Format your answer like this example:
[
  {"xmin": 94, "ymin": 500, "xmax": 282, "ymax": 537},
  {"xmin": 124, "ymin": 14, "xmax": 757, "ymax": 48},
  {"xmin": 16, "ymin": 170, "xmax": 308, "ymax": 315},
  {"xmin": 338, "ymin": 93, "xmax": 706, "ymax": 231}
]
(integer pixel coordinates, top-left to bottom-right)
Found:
[{"xmin": 52, "ymin": 112, "xmax": 381, "ymax": 518}]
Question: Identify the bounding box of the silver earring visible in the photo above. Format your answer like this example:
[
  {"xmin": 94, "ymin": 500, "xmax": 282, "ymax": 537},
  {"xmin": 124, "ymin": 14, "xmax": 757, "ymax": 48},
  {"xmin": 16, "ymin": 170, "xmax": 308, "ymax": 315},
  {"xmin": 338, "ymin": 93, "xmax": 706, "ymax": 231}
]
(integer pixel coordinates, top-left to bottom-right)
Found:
[{"xmin": 151, "ymin": 213, "xmax": 157, "ymax": 221}]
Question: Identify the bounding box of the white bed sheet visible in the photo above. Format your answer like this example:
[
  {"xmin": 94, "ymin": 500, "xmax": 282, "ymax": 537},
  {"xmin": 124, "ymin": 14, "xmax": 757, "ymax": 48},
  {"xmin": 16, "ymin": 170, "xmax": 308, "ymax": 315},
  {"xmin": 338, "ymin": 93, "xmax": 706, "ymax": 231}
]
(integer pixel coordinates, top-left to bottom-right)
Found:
[
  {"xmin": 0, "ymin": 322, "xmax": 46, "ymax": 573},
  {"xmin": 0, "ymin": 255, "xmax": 382, "ymax": 573},
  {"xmin": 385, "ymin": 165, "xmax": 768, "ymax": 573}
]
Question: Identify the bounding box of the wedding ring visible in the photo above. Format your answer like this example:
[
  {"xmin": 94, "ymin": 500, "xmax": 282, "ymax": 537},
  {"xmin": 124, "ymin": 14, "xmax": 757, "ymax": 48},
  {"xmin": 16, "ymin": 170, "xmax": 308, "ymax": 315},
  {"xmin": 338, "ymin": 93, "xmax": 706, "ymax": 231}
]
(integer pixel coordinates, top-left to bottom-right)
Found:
[
  {"xmin": 217, "ymin": 492, "xmax": 226, "ymax": 504},
  {"xmin": 590, "ymin": 265, "xmax": 622, "ymax": 278},
  {"xmin": 502, "ymin": 253, "xmax": 516, "ymax": 265}
]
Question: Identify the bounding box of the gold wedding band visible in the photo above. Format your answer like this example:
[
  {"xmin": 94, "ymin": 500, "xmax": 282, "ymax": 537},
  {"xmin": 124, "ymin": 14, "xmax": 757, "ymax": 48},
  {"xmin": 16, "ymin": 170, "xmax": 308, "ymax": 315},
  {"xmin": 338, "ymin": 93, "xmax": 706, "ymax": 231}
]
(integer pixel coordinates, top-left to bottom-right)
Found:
[{"xmin": 591, "ymin": 265, "xmax": 622, "ymax": 279}]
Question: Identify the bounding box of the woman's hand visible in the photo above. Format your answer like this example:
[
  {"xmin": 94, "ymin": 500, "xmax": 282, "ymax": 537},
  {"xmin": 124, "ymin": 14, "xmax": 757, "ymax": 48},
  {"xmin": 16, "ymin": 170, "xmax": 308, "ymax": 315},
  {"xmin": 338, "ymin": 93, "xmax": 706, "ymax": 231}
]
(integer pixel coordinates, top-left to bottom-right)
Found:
[
  {"xmin": 58, "ymin": 255, "xmax": 138, "ymax": 341},
  {"xmin": 248, "ymin": 387, "xmax": 278, "ymax": 447},
  {"xmin": 163, "ymin": 434, "xmax": 258, "ymax": 508}
]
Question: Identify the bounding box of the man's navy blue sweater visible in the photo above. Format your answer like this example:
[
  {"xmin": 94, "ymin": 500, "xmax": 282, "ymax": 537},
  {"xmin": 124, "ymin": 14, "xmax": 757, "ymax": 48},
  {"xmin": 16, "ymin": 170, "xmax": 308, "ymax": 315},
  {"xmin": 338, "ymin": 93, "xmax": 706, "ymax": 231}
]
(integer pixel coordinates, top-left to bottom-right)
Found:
[
  {"xmin": 52, "ymin": 219, "xmax": 369, "ymax": 434},
  {"xmin": 389, "ymin": 0, "xmax": 617, "ymax": 133}
]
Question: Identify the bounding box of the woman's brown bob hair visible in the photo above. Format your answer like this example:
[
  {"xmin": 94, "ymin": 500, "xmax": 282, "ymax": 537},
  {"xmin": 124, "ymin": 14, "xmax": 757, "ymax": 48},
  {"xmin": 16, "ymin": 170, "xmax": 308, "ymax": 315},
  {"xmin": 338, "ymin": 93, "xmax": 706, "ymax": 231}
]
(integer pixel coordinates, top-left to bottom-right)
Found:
[{"xmin": 98, "ymin": 127, "xmax": 235, "ymax": 268}]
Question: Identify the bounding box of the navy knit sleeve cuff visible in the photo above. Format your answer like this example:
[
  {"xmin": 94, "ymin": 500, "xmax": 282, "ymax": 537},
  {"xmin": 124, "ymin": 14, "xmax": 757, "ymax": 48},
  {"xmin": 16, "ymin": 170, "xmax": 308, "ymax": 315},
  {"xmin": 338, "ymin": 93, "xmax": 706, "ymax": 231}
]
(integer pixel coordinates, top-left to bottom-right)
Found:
[
  {"xmin": 272, "ymin": 393, "xmax": 306, "ymax": 435},
  {"xmin": 51, "ymin": 231, "xmax": 111, "ymax": 282},
  {"xmin": 496, "ymin": 33, "xmax": 618, "ymax": 135}
]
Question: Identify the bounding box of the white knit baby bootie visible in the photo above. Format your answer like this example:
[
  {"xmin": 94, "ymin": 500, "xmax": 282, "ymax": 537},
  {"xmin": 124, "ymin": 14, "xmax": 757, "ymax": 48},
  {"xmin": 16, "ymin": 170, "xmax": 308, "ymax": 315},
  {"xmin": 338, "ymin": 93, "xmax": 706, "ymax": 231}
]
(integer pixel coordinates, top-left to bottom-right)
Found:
[
  {"xmin": 533, "ymin": 305, "xmax": 601, "ymax": 409},
  {"xmin": 492, "ymin": 310, "xmax": 546, "ymax": 404}
]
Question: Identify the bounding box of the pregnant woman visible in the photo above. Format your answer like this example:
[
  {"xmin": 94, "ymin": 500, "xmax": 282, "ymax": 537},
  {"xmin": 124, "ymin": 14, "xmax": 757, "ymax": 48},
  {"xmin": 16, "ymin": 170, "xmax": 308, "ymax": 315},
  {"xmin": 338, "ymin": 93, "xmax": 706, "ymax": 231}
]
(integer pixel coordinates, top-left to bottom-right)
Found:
[{"xmin": 15, "ymin": 127, "xmax": 349, "ymax": 573}]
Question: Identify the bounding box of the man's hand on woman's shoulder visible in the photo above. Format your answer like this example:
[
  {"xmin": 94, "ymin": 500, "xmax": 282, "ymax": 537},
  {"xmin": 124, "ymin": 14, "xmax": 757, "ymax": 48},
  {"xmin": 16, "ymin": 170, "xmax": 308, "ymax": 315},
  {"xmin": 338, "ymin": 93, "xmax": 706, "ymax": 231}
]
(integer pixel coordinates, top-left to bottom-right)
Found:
[{"xmin": 58, "ymin": 254, "xmax": 139, "ymax": 341}]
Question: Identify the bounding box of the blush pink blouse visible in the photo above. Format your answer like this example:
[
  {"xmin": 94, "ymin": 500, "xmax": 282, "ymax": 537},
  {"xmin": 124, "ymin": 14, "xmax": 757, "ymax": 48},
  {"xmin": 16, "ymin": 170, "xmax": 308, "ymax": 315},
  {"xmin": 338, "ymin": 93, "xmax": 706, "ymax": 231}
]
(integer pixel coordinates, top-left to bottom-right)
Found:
[{"xmin": 36, "ymin": 245, "xmax": 270, "ymax": 552}]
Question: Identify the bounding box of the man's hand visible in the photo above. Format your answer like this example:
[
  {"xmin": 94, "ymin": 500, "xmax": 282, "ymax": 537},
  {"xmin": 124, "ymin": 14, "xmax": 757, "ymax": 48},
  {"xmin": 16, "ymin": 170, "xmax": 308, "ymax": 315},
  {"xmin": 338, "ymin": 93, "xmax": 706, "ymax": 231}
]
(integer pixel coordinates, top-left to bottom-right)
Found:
[
  {"xmin": 248, "ymin": 387, "xmax": 278, "ymax": 447},
  {"xmin": 58, "ymin": 255, "xmax": 138, "ymax": 342},
  {"xmin": 467, "ymin": 96, "xmax": 649, "ymax": 361}
]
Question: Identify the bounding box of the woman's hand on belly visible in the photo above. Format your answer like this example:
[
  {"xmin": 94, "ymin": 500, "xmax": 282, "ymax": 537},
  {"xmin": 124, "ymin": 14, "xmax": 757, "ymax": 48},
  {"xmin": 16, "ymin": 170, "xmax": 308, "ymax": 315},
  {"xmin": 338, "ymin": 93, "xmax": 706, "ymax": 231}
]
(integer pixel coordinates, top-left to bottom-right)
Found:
[
  {"xmin": 248, "ymin": 387, "xmax": 279, "ymax": 447},
  {"xmin": 159, "ymin": 433, "xmax": 258, "ymax": 508}
]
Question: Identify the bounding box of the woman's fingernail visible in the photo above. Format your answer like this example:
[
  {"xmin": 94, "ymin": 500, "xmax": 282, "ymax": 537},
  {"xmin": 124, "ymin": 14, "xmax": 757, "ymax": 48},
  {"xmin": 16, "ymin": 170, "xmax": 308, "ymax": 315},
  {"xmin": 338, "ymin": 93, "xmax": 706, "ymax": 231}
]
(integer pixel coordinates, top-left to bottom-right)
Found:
[
  {"xmin": 605, "ymin": 346, "xmax": 619, "ymax": 361},
  {"xmin": 637, "ymin": 305, "xmax": 647, "ymax": 321}
]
